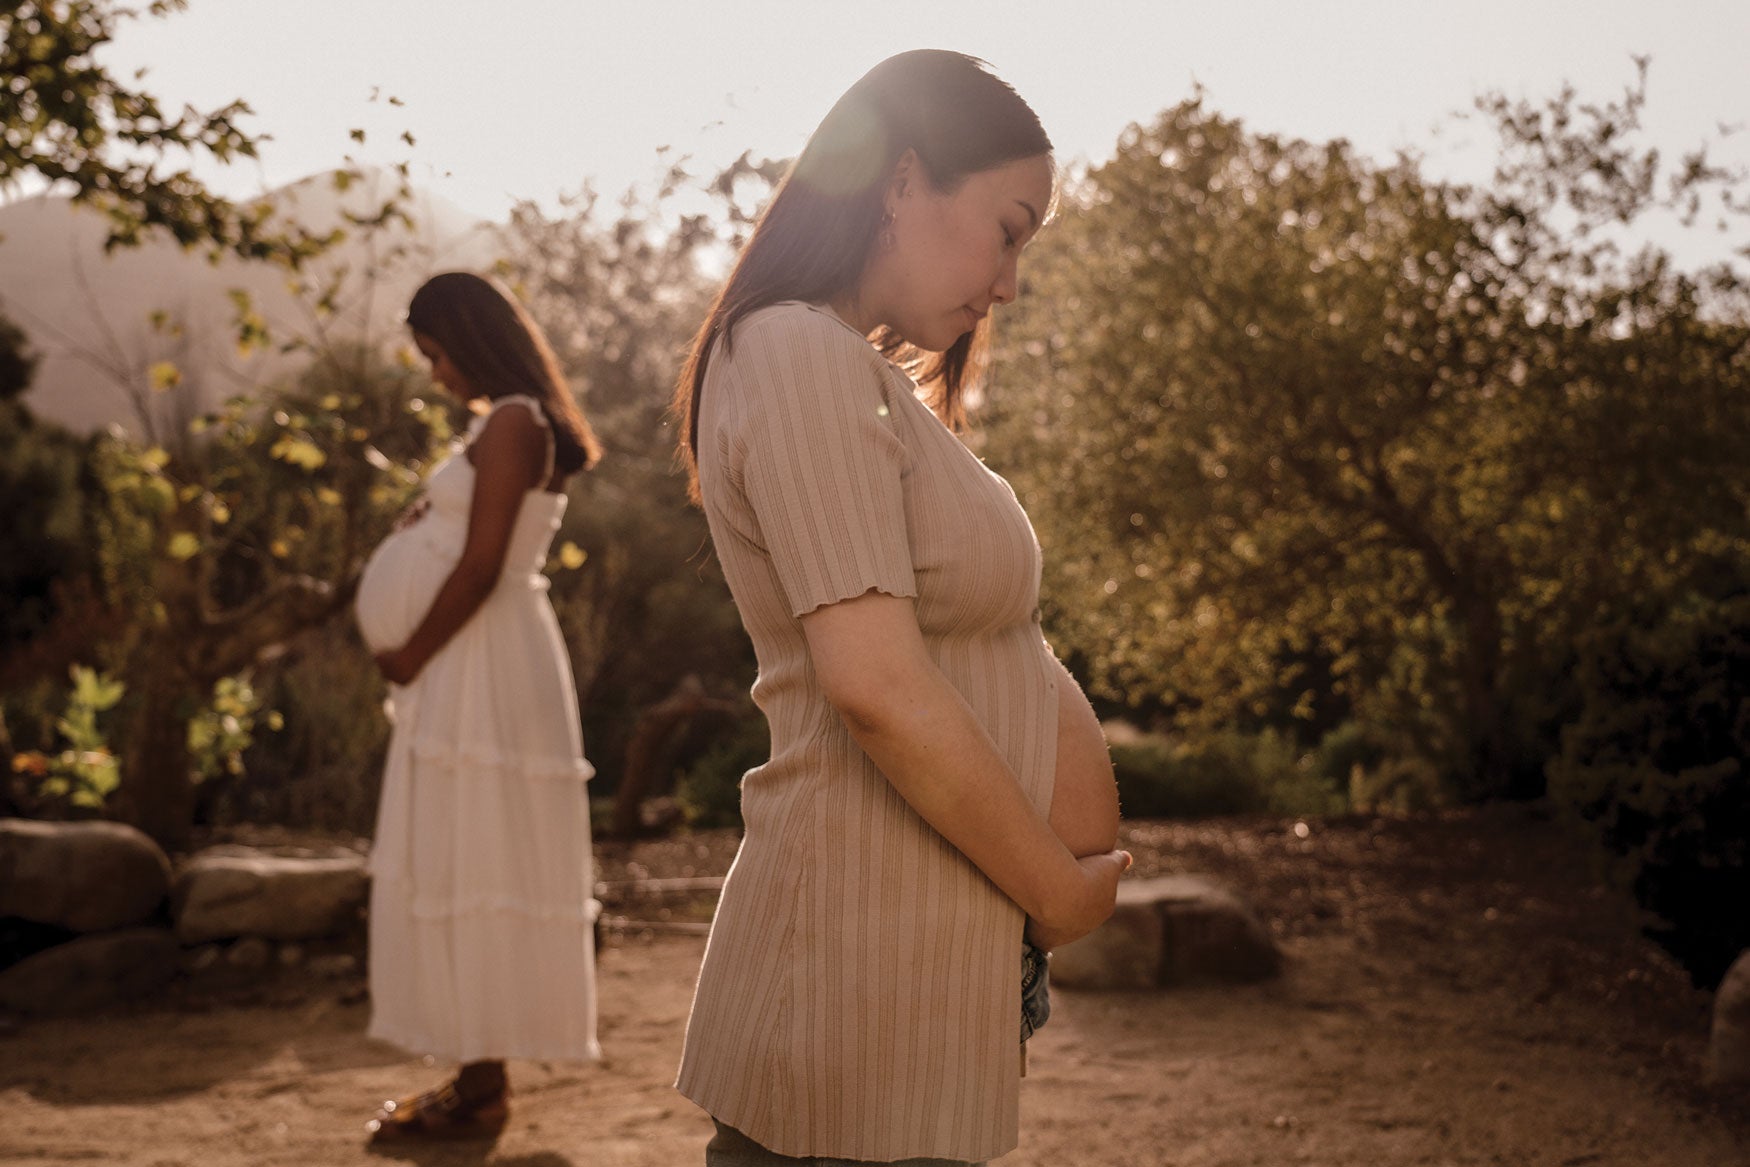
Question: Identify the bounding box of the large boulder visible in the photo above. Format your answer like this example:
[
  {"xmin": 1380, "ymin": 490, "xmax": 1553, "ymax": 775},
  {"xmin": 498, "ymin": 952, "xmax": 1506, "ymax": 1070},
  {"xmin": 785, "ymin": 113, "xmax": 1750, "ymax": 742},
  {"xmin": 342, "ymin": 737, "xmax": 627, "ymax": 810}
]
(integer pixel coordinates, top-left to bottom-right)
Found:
[
  {"xmin": 172, "ymin": 851, "xmax": 369, "ymax": 944},
  {"xmin": 0, "ymin": 818, "xmax": 172, "ymax": 932},
  {"xmin": 0, "ymin": 927, "xmax": 180, "ymax": 1014},
  {"xmin": 1050, "ymin": 874, "xmax": 1281, "ymax": 991},
  {"xmin": 1708, "ymin": 949, "xmax": 1750, "ymax": 1088}
]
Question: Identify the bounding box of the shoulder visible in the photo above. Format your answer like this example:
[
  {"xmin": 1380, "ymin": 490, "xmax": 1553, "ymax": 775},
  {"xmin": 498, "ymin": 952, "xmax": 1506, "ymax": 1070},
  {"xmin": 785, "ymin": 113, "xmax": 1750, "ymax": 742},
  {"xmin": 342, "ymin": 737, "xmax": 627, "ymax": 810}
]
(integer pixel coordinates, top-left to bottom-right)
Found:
[
  {"xmin": 727, "ymin": 302, "xmax": 886, "ymax": 374},
  {"xmin": 470, "ymin": 397, "xmax": 547, "ymax": 472},
  {"xmin": 715, "ymin": 302, "xmax": 897, "ymax": 419},
  {"xmin": 464, "ymin": 394, "xmax": 548, "ymax": 439},
  {"xmin": 738, "ymin": 300, "xmax": 859, "ymax": 340},
  {"xmin": 483, "ymin": 394, "xmax": 549, "ymax": 427}
]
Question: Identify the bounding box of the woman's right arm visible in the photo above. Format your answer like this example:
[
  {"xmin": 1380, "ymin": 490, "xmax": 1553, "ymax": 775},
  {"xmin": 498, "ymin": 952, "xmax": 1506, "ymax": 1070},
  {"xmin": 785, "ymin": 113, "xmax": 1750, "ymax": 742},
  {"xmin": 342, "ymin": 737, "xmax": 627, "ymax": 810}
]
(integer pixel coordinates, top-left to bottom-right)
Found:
[
  {"xmin": 374, "ymin": 402, "xmax": 546, "ymax": 685},
  {"xmin": 802, "ymin": 589, "xmax": 1129, "ymax": 948},
  {"xmin": 720, "ymin": 309, "xmax": 1123, "ymax": 943}
]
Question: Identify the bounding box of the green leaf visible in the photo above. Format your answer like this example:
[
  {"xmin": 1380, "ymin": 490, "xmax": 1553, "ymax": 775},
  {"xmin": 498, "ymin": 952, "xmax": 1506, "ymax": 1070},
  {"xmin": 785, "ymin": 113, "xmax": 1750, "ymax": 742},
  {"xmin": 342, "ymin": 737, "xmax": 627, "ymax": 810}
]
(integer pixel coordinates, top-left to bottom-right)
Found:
[{"xmin": 270, "ymin": 434, "xmax": 327, "ymax": 471}]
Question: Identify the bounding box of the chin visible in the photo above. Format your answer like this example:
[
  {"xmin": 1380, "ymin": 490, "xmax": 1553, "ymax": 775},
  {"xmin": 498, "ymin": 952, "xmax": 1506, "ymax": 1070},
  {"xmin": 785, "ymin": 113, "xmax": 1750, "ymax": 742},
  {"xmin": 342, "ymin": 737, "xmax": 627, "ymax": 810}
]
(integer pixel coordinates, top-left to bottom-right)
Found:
[
  {"xmin": 890, "ymin": 313, "xmax": 969, "ymax": 355},
  {"xmin": 912, "ymin": 327, "xmax": 966, "ymax": 355}
]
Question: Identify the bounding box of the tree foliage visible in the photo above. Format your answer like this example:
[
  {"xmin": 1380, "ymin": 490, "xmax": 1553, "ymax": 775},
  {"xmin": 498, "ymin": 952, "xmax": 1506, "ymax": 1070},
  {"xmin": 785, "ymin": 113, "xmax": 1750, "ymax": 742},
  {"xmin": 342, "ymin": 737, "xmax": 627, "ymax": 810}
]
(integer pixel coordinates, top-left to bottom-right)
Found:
[
  {"xmin": 989, "ymin": 72, "xmax": 1750, "ymax": 800},
  {"xmin": 1548, "ymin": 579, "xmax": 1750, "ymax": 988},
  {"xmin": 0, "ymin": 315, "xmax": 92, "ymax": 654},
  {"xmin": 504, "ymin": 170, "xmax": 756, "ymax": 783},
  {"xmin": 78, "ymin": 347, "xmax": 442, "ymax": 844},
  {"xmin": 1, "ymin": 0, "xmax": 337, "ymax": 262}
]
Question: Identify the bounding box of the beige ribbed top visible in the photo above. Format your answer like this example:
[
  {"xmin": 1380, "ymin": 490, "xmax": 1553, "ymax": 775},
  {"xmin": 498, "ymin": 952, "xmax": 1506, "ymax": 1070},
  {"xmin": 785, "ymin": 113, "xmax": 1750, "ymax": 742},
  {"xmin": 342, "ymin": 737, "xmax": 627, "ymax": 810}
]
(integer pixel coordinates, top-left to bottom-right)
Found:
[{"xmin": 675, "ymin": 302, "xmax": 1059, "ymax": 1162}]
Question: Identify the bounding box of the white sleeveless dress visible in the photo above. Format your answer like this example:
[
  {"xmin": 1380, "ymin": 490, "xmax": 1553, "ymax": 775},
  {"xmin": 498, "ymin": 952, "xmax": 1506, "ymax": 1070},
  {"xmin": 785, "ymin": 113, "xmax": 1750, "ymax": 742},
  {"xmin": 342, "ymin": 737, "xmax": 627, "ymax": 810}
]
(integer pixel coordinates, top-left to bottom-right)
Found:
[{"xmin": 355, "ymin": 394, "xmax": 600, "ymax": 1063}]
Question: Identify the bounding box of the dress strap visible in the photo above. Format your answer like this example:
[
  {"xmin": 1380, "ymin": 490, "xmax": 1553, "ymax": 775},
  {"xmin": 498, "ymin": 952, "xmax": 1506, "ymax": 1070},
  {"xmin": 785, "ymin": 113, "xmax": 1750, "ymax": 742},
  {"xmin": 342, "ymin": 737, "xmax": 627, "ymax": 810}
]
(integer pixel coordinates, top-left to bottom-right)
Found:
[{"xmin": 478, "ymin": 394, "xmax": 556, "ymax": 485}]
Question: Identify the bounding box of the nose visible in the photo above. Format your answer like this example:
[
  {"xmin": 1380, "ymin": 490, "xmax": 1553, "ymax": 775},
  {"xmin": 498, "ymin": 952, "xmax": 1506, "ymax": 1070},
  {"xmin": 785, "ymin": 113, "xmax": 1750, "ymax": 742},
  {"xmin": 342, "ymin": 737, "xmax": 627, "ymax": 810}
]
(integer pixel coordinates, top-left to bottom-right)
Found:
[{"xmin": 991, "ymin": 252, "xmax": 1021, "ymax": 305}]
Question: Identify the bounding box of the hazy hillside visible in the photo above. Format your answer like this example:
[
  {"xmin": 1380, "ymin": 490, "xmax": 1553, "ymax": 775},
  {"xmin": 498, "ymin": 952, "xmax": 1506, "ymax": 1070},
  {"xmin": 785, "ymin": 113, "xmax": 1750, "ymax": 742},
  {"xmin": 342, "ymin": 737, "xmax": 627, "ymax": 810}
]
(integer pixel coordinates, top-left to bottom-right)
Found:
[{"xmin": 0, "ymin": 170, "xmax": 504, "ymax": 439}]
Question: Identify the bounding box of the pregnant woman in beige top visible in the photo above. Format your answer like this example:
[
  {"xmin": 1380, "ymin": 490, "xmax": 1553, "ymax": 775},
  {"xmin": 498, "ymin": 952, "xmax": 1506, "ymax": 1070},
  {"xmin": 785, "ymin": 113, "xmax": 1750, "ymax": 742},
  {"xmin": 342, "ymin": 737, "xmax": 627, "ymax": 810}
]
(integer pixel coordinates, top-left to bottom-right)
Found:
[{"xmin": 672, "ymin": 50, "xmax": 1127, "ymax": 1166}]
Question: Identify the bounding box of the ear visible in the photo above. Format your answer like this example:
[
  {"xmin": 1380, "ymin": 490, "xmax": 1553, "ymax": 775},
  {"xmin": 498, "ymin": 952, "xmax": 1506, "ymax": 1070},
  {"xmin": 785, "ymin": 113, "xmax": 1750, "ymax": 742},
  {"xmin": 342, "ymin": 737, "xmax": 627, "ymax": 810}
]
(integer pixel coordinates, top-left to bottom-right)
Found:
[{"xmin": 886, "ymin": 147, "xmax": 923, "ymax": 209}]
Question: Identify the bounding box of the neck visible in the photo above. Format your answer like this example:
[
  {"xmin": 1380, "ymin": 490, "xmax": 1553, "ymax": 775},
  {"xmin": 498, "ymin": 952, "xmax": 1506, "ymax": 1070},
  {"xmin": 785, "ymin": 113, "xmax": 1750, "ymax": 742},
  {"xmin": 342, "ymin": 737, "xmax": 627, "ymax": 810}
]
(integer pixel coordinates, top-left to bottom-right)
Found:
[{"xmin": 824, "ymin": 291, "xmax": 877, "ymax": 336}]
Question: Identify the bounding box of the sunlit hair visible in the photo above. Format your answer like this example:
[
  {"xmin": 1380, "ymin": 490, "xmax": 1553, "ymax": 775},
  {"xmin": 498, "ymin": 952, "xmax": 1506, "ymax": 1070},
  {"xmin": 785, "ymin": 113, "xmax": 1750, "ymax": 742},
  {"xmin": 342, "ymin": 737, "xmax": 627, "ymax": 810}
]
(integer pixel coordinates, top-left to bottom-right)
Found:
[
  {"xmin": 673, "ymin": 49, "xmax": 1053, "ymax": 496},
  {"xmin": 406, "ymin": 271, "xmax": 601, "ymax": 474}
]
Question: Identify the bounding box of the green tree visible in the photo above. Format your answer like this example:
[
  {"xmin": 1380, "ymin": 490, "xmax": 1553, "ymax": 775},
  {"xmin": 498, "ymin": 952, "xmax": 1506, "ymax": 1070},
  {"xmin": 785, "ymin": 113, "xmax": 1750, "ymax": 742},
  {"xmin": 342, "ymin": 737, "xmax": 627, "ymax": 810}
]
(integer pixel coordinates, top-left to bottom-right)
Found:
[
  {"xmin": 1548, "ymin": 579, "xmax": 1750, "ymax": 988},
  {"xmin": 0, "ymin": 314, "xmax": 91, "ymax": 653},
  {"xmin": 1, "ymin": 2, "xmax": 433, "ymax": 841},
  {"xmin": 504, "ymin": 172, "xmax": 755, "ymax": 789},
  {"xmin": 84, "ymin": 346, "xmax": 441, "ymax": 845},
  {"xmin": 989, "ymin": 74, "xmax": 1750, "ymax": 799},
  {"xmin": 1, "ymin": 0, "xmax": 333, "ymax": 263}
]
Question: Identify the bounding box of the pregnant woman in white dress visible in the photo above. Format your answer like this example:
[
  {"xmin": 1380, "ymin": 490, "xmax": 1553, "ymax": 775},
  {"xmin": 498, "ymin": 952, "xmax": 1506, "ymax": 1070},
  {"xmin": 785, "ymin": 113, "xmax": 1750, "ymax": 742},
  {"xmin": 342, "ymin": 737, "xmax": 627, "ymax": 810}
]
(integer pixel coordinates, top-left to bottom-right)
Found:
[{"xmin": 354, "ymin": 271, "xmax": 602, "ymax": 1142}]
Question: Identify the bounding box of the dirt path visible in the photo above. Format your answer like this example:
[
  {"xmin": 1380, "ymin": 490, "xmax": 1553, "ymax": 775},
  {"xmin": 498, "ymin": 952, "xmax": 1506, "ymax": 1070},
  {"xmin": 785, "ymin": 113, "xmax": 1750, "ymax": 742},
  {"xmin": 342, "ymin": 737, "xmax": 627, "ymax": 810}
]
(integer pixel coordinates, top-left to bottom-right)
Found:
[{"xmin": 3, "ymin": 808, "xmax": 1745, "ymax": 1166}]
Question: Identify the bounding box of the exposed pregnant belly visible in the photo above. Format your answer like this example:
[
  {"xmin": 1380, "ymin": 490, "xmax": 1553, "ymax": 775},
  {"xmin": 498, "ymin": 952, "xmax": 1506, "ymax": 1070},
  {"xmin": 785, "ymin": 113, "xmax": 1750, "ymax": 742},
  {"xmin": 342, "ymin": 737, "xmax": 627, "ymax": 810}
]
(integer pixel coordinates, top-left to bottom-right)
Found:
[
  {"xmin": 1048, "ymin": 661, "xmax": 1121, "ymax": 858},
  {"xmin": 353, "ymin": 522, "xmax": 462, "ymax": 654}
]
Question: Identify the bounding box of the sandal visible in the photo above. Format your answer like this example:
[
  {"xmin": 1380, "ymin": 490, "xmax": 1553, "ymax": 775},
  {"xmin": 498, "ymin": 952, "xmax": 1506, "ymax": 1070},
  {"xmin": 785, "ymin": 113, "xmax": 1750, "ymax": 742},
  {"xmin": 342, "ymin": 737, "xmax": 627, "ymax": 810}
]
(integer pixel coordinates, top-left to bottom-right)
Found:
[{"xmin": 366, "ymin": 1080, "xmax": 510, "ymax": 1142}]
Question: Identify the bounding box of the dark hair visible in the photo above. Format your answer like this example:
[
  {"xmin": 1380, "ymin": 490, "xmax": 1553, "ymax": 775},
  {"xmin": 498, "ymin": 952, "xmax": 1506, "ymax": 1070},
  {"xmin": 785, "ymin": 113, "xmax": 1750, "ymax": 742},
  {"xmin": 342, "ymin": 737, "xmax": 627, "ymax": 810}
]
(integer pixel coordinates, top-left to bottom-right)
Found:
[
  {"xmin": 673, "ymin": 49, "xmax": 1052, "ymax": 495},
  {"xmin": 406, "ymin": 271, "xmax": 602, "ymax": 474}
]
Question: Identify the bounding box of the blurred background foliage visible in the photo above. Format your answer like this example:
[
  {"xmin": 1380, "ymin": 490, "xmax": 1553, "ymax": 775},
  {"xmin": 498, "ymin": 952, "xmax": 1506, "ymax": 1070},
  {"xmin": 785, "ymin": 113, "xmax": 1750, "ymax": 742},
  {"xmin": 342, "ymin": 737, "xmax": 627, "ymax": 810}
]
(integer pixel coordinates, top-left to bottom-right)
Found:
[{"xmin": 0, "ymin": 5, "xmax": 1743, "ymax": 987}]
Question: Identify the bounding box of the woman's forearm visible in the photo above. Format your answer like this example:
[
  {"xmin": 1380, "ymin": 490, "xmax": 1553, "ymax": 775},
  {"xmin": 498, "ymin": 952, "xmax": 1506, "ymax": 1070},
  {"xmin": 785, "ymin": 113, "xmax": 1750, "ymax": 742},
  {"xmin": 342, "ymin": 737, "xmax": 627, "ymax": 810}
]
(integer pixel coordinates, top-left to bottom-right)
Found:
[
  {"xmin": 380, "ymin": 403, "xmax": 546, "ymax": 685},
  {"xmin": 384, "ymin": 559, "xmax": 498, "ymax": 681},
  {"xmin": 804, "ymin": 591, "xmax": 1126, "ymax": 942},
  {"xmin": 835, "ymin": 669, "xmax": 1120, "ymax": 937}
]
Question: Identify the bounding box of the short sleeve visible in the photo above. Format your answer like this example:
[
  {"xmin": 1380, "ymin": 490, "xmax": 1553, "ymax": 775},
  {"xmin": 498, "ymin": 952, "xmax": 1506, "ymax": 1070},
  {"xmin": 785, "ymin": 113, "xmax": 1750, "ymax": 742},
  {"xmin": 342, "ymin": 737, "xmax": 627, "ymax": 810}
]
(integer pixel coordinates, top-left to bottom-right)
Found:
[{"xmin": 722, "ymin": 309, "xmax": 918, "ymax": 618}]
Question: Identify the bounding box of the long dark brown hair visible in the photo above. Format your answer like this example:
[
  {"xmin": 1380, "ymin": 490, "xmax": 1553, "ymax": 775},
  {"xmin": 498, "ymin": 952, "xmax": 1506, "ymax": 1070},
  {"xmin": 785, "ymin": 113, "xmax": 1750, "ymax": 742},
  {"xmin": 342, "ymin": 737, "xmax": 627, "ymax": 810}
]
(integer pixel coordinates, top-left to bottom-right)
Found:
[
  {"xmin": 673, "ymin": 49, "xmax": 1052, "ymax": 496},
  {"xmin": 407, "ymin": 271, "xmax": 602, "ymax": 475}
]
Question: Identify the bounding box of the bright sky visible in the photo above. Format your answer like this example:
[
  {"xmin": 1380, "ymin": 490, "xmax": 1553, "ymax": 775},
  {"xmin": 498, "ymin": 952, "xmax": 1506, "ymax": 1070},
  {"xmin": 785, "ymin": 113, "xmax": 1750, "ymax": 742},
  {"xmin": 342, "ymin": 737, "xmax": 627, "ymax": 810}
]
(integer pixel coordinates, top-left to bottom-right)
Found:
[{"xmin": 98, "ymin": 0, "xmax": 1750, "ymax": 263}]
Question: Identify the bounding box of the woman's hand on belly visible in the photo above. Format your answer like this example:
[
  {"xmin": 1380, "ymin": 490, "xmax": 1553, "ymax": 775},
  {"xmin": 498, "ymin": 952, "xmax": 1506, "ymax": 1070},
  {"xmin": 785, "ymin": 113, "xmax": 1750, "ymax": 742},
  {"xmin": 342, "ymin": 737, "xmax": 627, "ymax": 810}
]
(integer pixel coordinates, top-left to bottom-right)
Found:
[
  {"xmin": 391, "ymin": 497, "xmax": 431, "ymax": 532},
  {"xmin": 1026, "ymin": 849, "xmax": 1132, "ymax": 951},
  {"xmin": 374, "ymin": 647, "xmax": 421, "ymax": 686},
  {"xmin": 802, "ymin": 590, "xmax": 1130, "ymax": 939}
]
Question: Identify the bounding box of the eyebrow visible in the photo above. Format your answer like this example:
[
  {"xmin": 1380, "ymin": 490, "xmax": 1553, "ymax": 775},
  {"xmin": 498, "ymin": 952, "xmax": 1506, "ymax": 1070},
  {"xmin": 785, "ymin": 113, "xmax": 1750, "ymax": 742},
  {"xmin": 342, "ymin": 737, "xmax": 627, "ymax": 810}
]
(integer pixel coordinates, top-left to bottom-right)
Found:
[{"xmin": 1014, "ymin": 199, "xmax": 1040, "ymax": 233}]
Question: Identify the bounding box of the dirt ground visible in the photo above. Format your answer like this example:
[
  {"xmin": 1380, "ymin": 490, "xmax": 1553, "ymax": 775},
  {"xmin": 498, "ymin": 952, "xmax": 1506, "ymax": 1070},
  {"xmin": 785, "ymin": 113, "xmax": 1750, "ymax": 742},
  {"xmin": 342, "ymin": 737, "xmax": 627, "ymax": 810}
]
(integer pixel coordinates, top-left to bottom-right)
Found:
[{"xmin": 3, "ymin": 805, "xmax": 1746, "ymax": 1167}]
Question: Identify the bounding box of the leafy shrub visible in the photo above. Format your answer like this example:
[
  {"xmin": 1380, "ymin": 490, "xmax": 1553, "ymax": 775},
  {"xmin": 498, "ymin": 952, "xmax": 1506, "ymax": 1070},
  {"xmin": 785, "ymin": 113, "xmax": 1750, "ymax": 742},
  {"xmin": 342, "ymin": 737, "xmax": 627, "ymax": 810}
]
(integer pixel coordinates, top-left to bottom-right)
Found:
[
  {"xmin": 8, "ymin": 666, "xmax": 125, "ymax": 813},
  {"xmin": 188, "ymin": 674, "xmax": 276, "ymax": 785},
  {"xmin": 0, "ymin": 394, "xmax": 89, "ymax": 654},
  {"xmin": 224, "ymin": 626, "xmax": 391, "ymax": 834},
  {"xmin": 674, "ymin": 715, "xmax": 768, "ymax": 830},
  {"xmin": 1308, "ymin": 720, "xmax": 1448, "ymax": 813},
  {"xmin": 1547, "ymin": 591, "xmax": 1750, "ymax": 988},
  {"xmin": 1308, "ymin": 720, "xmax": 1389, "ymax": 791},
  {"xmin": 1110, "ymin": 727, "xmax": 1347, "ymax": 820}
]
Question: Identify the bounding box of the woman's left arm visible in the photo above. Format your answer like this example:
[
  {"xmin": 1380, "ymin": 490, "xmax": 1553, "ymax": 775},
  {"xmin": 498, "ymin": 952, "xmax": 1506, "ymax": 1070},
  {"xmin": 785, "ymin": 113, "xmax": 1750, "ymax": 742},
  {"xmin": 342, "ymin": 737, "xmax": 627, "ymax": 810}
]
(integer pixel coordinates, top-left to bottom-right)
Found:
[{"xmin": 374, "ymin": 405, "xmax": 547, "ymax": 684}]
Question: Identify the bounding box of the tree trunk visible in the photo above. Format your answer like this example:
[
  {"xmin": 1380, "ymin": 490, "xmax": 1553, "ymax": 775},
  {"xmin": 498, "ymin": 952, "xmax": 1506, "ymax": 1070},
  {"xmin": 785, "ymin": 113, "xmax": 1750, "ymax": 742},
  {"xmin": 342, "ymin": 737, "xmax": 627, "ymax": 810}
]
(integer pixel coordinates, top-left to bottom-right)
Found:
[
  {"xmin": 1454, "ymin": 592, "xmax": 1514, "ymax": 801},
  {"xmin": 118, "ymin": 669, "xmax": 198, "ymax": 852},
  {"xmin": 609, "ymin": 675, "xmax": 737, "ymax": 839},
  {"xmin": 113, "ymin": 572, "xmax": 351, "ymax": 850}
]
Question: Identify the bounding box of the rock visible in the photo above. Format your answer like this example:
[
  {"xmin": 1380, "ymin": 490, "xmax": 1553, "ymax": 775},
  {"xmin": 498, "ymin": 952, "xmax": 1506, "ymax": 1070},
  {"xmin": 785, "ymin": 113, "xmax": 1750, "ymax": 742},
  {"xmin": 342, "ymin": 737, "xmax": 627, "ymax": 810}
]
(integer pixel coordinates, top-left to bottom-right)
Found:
[
  {"xmin": 183, "ymin": 944, "xmax": 222, "ymax": 975},
  {"xmin": 1048, "ymin": 887, "xmax": 1165, "ymax": 990},
  {"xmin": 225, "ymin": 937, "xmax": 273, "ymax": 971},
  {"xmin": 0, "ymin": 917, "xmax": 77, "ymax": 972},
  {"xmin": 0, "ymin": 818, "xmax": 172, "ymax": 933},
  {"xmin": 308, "ymin": 953, "xmax": 360, "ymax": 979},
  {"xmin": 640, "ymin": 797, "xmax": 688, "ymax": 834},
  {"xmin": 1050, "ymin": 874, "xmax": 1281, "ymax": 991},
  {"xmin": 1708, "ymin": 949, "xmax": 1750, "ymax": 1087},
  {"xmin": 171, "ymin": 851, "xmax": 369, "ymax": 944},
  {"xmin": 0, "ymin": 927, "xmax": 179, "ymax": 1014}
]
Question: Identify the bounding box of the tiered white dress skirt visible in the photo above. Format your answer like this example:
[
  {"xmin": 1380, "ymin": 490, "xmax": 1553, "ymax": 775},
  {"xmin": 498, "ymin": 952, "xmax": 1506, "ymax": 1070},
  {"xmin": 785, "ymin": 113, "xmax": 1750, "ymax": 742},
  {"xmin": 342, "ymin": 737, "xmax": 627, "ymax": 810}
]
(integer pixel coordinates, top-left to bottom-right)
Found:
[{"xmin": 355, "ymin": 449, "xmax": 599, "ymax": 1063}]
